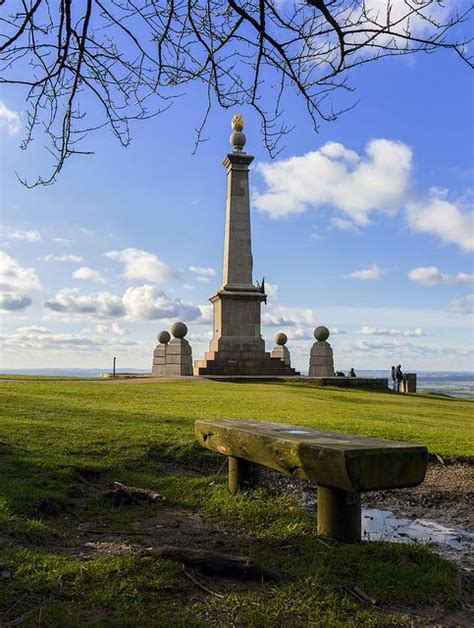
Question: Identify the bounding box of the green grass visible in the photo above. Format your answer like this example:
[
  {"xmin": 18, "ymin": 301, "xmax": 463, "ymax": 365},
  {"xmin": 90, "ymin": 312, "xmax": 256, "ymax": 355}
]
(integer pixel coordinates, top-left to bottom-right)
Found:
[{"xmin": 0, "ymin": 378, "xmax": 471, "ymax": 625}]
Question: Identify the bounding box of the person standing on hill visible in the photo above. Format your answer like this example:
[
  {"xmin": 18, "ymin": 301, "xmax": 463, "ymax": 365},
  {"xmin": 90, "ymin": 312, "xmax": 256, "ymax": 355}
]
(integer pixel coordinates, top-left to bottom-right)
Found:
[
  {"xmin": 391, "ymin": 366, "xmax": 397, "ymax": 391},
  {"xmin": 395, "ymin": 365, "xmax": 403, "ymax": 392}
]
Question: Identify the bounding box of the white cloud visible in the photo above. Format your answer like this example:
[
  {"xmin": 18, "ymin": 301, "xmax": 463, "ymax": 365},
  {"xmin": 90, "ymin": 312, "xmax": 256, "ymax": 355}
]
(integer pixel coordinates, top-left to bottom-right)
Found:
[
  {"xmin": 40, "ymin": 254, "xmax": 83, "ymax": 263},
  {"xmin": 357, "ymin": 326, "xmax": 425, "ymax": 337},
  {"xmin": 349, "ymin": 338, "xmax": 472, "ymax": 360},
  {"xmin": 73, "ymin": 267, "xmax": 106, "ymax": 284},
  {"xmin": 188, "ymin": 330, "xmax": 213, "ymax": 343},
  {"xmin": 254, "ymin": 139, "xmax": 411, "ymax": 225},
  {"xmin": 408, "ymin": 266, "xmax": 474, "ymax": 286},
  {"xmin": 1, "ymin": 325, "xmax": 138, "ymax": 354},
  {"xmin": 122, "ymin": 285, "xmax": 201, "ymax": 321},
  {"xmin": 111, "ymin": 322, "xmax": 127, "ymax": 335},
  {"xmin": 265, "ymin": 282, "xmax": 279, "ymax": 299},
  {"xmin": 8, "ymin": 229, "xmax": 41, "ymax": 242},
  {"xmin": 44, "ymin": 285, "xmax": 202, "ymax": 322},
  {"xmin": 262, "ymin": 305, "xmax": 316, "ymax": 328},
  {"xmin": 0, "ymin": 101, "xmax": 20, "ymax": 135},
  {"xmin": 0, "ymin": 292, "xmax": 32, "ymax": 312},
  {"xmin": 406, "ymin": 195, "xmax": 474, "ymax": 253},
  {"xmin": 349, "ymin": 264, "xmax": 384, "ymax": 280},
  {"xmin": 253, "ymin": 137, "xmax": 472, "ymax": 253},
  {"xmin": 0, "ymin": 251, "xmax": 41, "ymax": 291},
  {"xmin": 53, "ymin": 238, "xmax": 72, "ymax": 246},
  {"xmin": 105, "ymin": 248, "xmax": 172, "ymax": 283},
  {"xmin": 197, "ymin": 304, "xmax": 213, "ymax": 323},
  {"xmin": 17, "ymin": 325, "xmax": 51, "ymax": 334},
  {"xmin": 449, "ymin": 294, "xmax": 474, "ymax": 316},
  {"xmin": 189, "ymin": 266, "xmax": 216, "ymax": 278},
  {"xmin": 350, "ymin": 0, "xmax": 453, "ymax": 45},
  {"xmin": 95, "ymin": 322, "xmax": 128, "ymax": 335},
  {"xmin": 44, "ymin": 288, "xmax": 125, "ymax": 318},
  {"xmin": 331, "ymin": 217, "xmax": 359, "ymax": 232}
]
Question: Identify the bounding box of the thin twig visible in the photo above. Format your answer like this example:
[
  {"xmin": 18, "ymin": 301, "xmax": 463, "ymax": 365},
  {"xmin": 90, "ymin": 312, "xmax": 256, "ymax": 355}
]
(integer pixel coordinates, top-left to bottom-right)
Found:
[{"xmin": 181, "ymin": 566, "xmax": 225, "ymax": 599}]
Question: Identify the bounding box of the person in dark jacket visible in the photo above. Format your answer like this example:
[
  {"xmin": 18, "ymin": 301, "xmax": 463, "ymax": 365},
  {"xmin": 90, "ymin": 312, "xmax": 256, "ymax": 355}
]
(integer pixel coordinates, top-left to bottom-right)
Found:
[
  {"xmin": 395, "ymin": 364, "xmax": 403, "ymax": 391},
  {"xmin": 349, "ymin": 368, "xmax": 356, "ymax": 377}
]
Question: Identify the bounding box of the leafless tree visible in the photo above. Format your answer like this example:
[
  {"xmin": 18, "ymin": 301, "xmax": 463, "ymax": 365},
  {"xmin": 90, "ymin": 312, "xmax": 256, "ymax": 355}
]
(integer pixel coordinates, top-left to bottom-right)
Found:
[{"xmin": 0, "ymin": 0, "xmax": 472, "ymax": 185}]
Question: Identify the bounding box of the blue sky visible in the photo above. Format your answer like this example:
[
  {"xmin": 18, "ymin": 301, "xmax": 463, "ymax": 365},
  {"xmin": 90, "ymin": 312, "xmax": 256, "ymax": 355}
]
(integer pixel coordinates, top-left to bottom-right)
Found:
[{"xmin": 1, "ymin": 21, "xmax": 473, "ymax": 373}]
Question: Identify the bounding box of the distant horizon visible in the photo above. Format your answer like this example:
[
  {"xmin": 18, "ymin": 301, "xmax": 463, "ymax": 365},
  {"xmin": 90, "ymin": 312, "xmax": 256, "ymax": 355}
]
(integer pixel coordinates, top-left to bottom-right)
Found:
[{"xmin": 2, "ymin": 367, "xmax": 473, "ymax": 375}]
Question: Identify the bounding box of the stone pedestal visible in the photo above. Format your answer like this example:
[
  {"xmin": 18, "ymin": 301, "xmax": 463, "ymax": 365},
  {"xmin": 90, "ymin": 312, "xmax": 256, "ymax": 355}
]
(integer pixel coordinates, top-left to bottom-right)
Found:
[
  {"xmin": 152, "ymin": 330, "xmax": 170, "ymax": 377},
  {"xmin": 309, "ymin": 326, "xmax": 335, "ymax": 377},
  {"xmin": 272, "ymin": 344, "xmax": 291, "ymax": 366},
  {"xmin": 402, "ymin": 373, "xmax": 417, "ymax": 393},
  {"xmin": 194, "ymin": 117, "xmax": 298, "ymax": 377},
  {"xmin": 152, "ymin": 323, "xmax": 193, "ymax": 377},
  {"xmin": 162, "ymin": 337, "xmax": 193, "ymax": 376},
  {"xmin": 271, "ymin": 332, "xmax": 291, "ymax": 367}
]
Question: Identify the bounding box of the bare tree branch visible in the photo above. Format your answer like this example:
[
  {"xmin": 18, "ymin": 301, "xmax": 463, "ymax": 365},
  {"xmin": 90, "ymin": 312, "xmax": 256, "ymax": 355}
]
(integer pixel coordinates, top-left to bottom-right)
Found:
[{"xmin": 0, "ymin": 0, "xmax": 471, "ymax": 185}]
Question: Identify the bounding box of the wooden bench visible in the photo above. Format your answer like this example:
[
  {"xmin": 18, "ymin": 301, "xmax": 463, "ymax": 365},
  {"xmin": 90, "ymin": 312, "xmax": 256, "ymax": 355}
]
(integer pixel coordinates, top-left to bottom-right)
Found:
[{"xmin": 195, "ymin": 419, "xmax": 428, "ymax": 542}]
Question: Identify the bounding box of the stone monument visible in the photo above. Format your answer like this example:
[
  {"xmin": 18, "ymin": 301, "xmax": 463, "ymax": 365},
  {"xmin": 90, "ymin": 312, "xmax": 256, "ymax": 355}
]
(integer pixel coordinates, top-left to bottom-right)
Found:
[
  {"xmin": 152, "ymin": 323, "xmax": 193, "ymax": 376},
  {"xmin": 152, "ymin": 330, "xmax": 171, "ymax": 376},
  {"xmin": 194, "ymin": 116, "xmax": 298, "ymax": 376},
  {"xmin": 271, "ymin": 332, "xmax": 291, "ymax": 367},
  {"xmin": 308, "ymin": 326, "xmax": 335, "ymax": 377}
]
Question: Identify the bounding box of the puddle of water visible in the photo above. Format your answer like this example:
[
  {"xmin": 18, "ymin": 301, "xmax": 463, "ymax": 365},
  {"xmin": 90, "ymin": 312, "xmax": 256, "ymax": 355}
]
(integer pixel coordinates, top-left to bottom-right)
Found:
[
  {"xmin": 281, "ymin": 429, "xmax": 311, "ymax": 435},
  {"xmin": 363, "ymin": 508, "xmax": 474, "ymax": 550}
]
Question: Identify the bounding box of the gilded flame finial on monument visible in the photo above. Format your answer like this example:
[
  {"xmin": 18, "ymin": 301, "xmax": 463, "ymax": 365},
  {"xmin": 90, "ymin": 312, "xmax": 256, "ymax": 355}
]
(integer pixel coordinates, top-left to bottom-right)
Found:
[
  {"xmin": 230, "ymin": 113, "xmax": 246, "ymax": 152},
  {"xmin": 232, "ymin": 114, "xmax": 244, "ymax": 132}
]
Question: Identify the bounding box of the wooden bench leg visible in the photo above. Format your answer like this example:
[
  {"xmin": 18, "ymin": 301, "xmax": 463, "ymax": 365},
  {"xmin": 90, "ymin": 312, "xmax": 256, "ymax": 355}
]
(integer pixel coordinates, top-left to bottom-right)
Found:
[
  {"xmin": 228, "ymin": 456, "xmax": 260, "ymax": 494},
  {"xmin": 317, "ymin": 486, "xmax": 361, "ymax": 542}
]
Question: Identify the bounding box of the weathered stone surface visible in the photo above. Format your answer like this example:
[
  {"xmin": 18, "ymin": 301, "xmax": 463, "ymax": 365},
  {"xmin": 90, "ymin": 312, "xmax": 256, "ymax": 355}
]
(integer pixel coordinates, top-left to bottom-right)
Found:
[
  {"xmin": 171, "ymin": 322, "xmax": 188, "ymax": 339},
  {"xmin": 196, "ymin": 125, "xmax": 298, "ymax": 377},
  {"xmin": 308, "ymin": 336, "xmax": 334, "ymax": 377},
  {"xmin": 402, "ymin": 373, "xmax": 417, "ymax": 393},
  {"xmin": 221, "ymin": 152, "xmax": 255, "ymax": 291},
  {"xmin": 195, "ymin": 418, "xmax": 428, "ymax": 493},
  {"xmin": 152, "ymin": 343, "xmax": 168, "ymax": 376},
  {"xmin": 274, "ymin": 332, "xmax": 288, "ymax": 346},
  {"xmin": 271, "ymin": 344, "xmax": 291, "ymax": 367},
  {"xmin": 157, "ymin": 330, "xmax": 171, "ymax": 344},
  {"xmin": 152, "ymin": 336, "xmax": 193, "ymax": 376},
  {"xmin": 314, "ymin": 326, "xmax": 330, "ymax": 341}
]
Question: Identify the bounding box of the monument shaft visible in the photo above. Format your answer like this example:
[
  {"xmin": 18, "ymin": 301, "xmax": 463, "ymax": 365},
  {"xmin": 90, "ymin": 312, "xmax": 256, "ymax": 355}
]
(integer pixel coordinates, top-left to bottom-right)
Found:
[
  {"xmin": 222, "ymin": 153, "xmax": 254, "ymax": 290},
  {"xmin": 194, "ymin": 116, "xmax": 297, "ymax": 376}
]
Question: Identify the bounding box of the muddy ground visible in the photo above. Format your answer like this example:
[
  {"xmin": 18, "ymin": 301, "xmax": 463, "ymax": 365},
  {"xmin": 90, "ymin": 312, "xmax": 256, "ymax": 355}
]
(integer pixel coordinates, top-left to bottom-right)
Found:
[
  {"xmin": 79, "ymin": 461, "xmax": 473, "ymax": 626},
  {"xmin": 4, "ymin": 461, "xmax": 472, "ymax": 626}
]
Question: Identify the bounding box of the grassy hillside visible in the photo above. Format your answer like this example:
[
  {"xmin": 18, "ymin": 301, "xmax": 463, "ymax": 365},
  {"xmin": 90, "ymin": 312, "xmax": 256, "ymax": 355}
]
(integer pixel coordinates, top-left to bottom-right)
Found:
[{"xmin": 0, "ymin": 378, "xmax": 472, "ymax": 626}]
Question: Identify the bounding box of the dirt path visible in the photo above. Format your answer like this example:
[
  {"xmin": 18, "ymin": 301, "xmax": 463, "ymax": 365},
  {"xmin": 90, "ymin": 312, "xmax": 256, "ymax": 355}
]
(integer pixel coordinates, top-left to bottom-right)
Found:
[{"xmin": 262, "ymin": 462, "xmax": 474, "ymax": 571}]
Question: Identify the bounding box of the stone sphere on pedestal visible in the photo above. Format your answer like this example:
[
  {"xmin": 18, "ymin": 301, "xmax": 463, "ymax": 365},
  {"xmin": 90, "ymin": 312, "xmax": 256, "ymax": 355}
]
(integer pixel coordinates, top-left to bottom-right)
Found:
[
  {"xmin": 314, "ymin": 326, "xmax": 330, "ymax": 342},
  {"xmin": 230, "ymin": 130, "xmax": 246, "ymax": 152},
  {"xmin": 157, "ymin": 330, "xmax": 171, "ymax": 344},
  {"xmin": 171, "ymin": 322, "xmax": 188, "ymax": 338},
  {"xmin": 274, "ymin": 332, "xmax": 288, "ymax": 346}
]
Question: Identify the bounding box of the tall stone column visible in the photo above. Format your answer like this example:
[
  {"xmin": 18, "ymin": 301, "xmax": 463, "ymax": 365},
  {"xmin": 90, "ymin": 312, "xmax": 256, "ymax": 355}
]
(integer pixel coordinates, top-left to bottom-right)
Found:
[
  {"xmin": 194, "ymin": 115, "xmax": 298, "ymax": 377},
  {"xmin": 222, "ymin": 150, "xmax": 254, "ymax": 291},
  {"xmin": 207, "ymin": 115, "xmax": 265, "ymax": 357}
]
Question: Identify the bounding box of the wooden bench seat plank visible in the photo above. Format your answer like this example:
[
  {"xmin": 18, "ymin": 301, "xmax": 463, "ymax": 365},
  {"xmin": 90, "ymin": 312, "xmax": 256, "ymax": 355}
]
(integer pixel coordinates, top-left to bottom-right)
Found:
[{"xmin": 195, "ymin": 418, "xmax": 427, "ymax": 493}]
